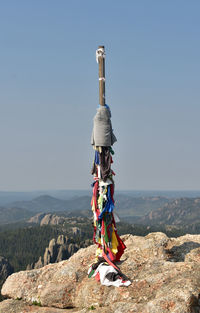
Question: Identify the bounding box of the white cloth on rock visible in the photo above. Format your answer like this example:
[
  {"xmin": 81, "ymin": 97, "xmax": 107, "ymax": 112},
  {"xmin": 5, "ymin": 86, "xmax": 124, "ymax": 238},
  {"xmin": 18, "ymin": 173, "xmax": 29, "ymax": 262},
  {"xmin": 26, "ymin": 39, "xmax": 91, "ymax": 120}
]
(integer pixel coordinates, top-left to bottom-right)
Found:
[{"xmin": 89, "ymin": 263, "xmax": 131, "ymax": 287}]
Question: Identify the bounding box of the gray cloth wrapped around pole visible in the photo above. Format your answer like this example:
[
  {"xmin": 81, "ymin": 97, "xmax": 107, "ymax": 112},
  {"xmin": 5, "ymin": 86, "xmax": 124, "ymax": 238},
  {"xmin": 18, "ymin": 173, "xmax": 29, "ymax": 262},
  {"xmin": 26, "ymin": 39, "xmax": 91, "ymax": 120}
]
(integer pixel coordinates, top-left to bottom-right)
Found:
[{"xmin": 91, "ymin": 106, "xmax": 117, "ymax": 147}]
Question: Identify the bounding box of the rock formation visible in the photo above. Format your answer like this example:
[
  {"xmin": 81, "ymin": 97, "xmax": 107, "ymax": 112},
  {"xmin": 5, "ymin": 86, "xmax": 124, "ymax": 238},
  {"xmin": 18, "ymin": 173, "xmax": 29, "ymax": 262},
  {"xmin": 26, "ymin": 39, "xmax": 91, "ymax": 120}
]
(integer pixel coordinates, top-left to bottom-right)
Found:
[
  {"xmin": 0, "ymin": 257, "xmax": 13, "ymax": 301},
  {"xmin": 28, "ymin": 213, "xmax": 66, "ymax": 225},
  {"xmin": 27, "ymin": 235, "xmax": 89, "ymax": 270},
  {"xmin": 1, "ymin": 232, "xmax": 200, "ymax": 312},
  {"xmin": 0, "ymin": 257, "xmax": 13, "ymax": 285},
  {"xmin": 28, "ymin": 213, "xmax": 86, "ymax": 238}
]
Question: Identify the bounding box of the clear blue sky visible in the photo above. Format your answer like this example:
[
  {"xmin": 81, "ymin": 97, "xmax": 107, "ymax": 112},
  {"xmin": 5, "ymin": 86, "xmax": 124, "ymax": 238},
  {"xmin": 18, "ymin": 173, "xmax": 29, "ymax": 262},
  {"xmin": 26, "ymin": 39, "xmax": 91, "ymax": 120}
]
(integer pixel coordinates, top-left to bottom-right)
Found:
[{"xmin": 0, "ymin": 0, "xmax": 199, "ymax": 191}]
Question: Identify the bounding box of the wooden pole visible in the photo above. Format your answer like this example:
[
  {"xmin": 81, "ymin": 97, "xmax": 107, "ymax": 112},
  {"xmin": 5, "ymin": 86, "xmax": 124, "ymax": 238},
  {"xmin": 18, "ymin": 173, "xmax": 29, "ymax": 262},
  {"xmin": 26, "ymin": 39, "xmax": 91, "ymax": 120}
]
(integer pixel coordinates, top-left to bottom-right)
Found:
[{"xmin": 97, "ymin": 45, "xmax": 105, "ymax": 106}]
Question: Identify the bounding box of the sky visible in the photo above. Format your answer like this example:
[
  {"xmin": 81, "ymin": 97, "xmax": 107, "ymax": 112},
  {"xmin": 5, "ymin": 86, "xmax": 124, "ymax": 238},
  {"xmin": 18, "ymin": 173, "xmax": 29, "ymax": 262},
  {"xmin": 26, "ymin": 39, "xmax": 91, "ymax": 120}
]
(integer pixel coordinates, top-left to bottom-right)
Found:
[{"xmin": 0, "ymin": 0, "xmax": 200, "ymax": 191}]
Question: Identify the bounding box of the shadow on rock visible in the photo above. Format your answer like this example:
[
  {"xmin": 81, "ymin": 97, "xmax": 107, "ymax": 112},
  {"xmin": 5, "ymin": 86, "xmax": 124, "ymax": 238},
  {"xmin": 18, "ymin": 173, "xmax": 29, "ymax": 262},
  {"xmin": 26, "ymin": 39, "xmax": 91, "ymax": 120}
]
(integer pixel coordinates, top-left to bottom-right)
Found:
[
  {"xmin": 165, "ymin": 241, "xmax": 200, "ymax": 262},
  {"xmin": 189, "ymin": 293, "xmax": 200, "ymax": 313}
]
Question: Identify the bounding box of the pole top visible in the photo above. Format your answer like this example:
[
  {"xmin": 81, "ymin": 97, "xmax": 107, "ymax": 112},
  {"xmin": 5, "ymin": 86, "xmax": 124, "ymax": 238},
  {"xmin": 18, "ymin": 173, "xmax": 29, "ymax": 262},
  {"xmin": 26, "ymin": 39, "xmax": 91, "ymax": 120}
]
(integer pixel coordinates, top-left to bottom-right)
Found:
[{"xmin": 96, "ymin": 46, "xmax": 106, "ymax": 63}]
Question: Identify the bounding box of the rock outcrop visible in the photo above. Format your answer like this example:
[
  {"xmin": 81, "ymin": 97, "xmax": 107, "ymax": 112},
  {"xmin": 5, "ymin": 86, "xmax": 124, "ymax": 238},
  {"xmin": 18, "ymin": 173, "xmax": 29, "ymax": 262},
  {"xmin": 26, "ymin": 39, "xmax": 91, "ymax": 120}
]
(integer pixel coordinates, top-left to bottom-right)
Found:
[
  {"xmin": 0, "ymin": 257, "xmax": 13, "ymax": 285},
  {"xmin": 0, "ymin": 257, "xmax": 13, "ymax": 301},
  {"xmin": 1, "ymin": 232, "xmax": 200, "ymax": 312},
  {"xmin": 28, "ymin": 214, "xmax": 86, "ymax": 237},
  {"xmin": 27, "ymin": 235, "xmax": 89, "ymax": 270},
  {"xmin": 28, "ymin": 213, "xmax": 66, "ymax": 225}
]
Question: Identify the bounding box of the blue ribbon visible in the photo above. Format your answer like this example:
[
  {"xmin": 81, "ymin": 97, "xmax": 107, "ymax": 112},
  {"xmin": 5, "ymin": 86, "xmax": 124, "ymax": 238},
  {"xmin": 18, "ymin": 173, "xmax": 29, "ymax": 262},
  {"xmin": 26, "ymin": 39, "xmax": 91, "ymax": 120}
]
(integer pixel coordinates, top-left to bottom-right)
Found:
[{"xmin": 98, "ymin": 185, "xmax": 114, "ymax": 220}]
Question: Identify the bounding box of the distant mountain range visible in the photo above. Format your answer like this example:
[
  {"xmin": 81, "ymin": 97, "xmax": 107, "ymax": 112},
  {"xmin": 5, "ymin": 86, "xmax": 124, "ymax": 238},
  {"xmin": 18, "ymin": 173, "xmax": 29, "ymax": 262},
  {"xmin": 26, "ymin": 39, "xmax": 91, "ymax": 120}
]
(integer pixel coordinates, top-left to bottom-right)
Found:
[
  {"xmin": 5, "ymin": 195, "xmax": 91, "ymax": 213},
  {"xmin": 0, "ymin": 194, "xmax": 170, "ymax": 225},
  {"xmin": 1, "ymin": 194, "xmax": 200, "ymax": 228},
  {"xmin": 138, "ymin": 198, "xmax": 200, "ymax": 226},
  {"xmin": 0, "ymin": 194, "xmax": 92, "ymax": 225},
  {"xmin": 0, "ymin": 190, "xmax": 90, "ymax": 206},
  {"xmin": 1, "ymin": 190, "xmax": 200, "ymax": 205}
]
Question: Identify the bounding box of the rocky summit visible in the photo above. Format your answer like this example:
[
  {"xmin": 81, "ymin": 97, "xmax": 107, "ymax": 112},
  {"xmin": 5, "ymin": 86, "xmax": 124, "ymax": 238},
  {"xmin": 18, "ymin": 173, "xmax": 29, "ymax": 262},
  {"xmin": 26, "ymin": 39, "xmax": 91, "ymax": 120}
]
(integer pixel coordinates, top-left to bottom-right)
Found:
[{"xmin": 1, "ymin": 232, "xmax": 200, "ymax": 313}]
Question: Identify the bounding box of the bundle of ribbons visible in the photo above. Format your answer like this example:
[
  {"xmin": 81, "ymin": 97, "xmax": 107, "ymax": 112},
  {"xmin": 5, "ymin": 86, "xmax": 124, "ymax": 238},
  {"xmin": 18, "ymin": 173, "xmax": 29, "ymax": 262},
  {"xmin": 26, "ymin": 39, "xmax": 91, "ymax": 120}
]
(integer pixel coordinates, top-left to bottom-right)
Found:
[{"xmin": 89, "ymin": 104, "xmax": 131, "ymax": 287}]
